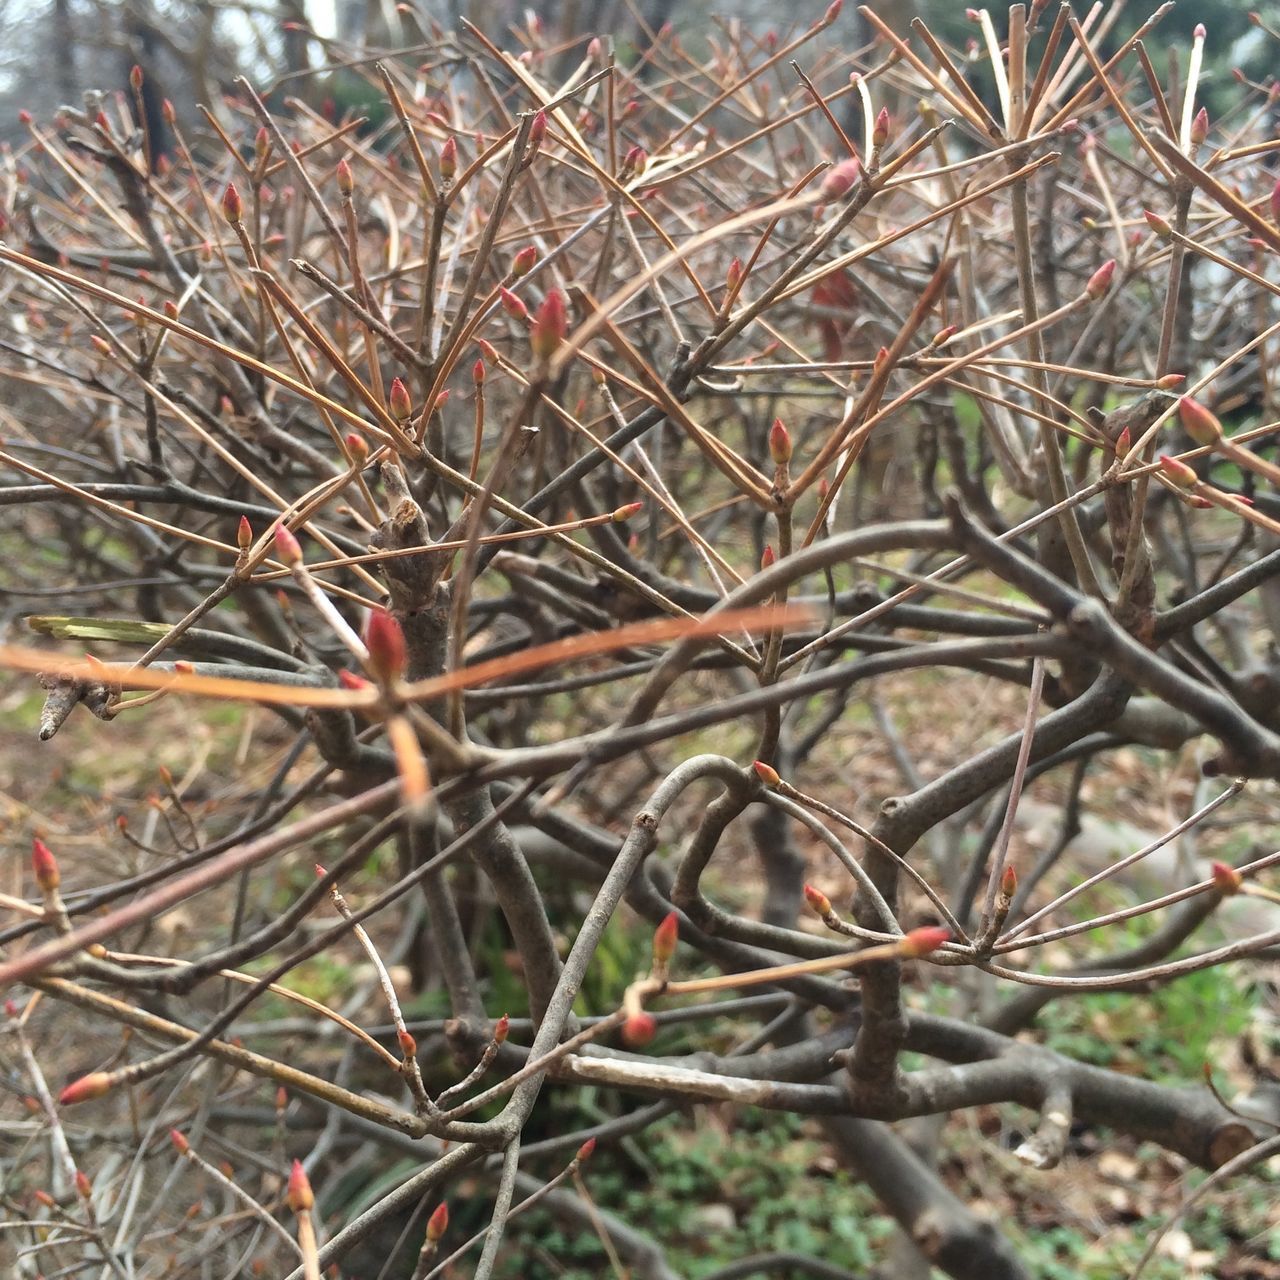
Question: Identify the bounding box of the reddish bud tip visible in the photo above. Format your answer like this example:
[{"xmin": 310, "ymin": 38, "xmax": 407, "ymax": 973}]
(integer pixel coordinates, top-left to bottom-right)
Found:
[
  {"xmin": 1191, "ymin": 106, "xmax": 1209, "ymax": 146},
  {"xmin": 170, "ymin": 1128, "xmax": 190, "ymax": 1155},
  {"xmin": 397, "ymin": 1028, "xmax": 418, "ymax": 1059},
  {"xmin": 273, "ymin": 522, "xmax": 303, "ymax": 565},
  {"xmin": 336, "ymin": 157, "xmax": 353, "ymax": 196},
  {"xmin": 653, "ymin": 912, "xmax": 679, "ymax": 964},
  {"xmin": 1144, "ymin": 209, "xmax": 1172, "ymax": 239},
  {"xmin": 221, "ymin": 181, "xmax": 243, "ymax": 225},
  {"xmin": 760, "ymin": 544, "xmax": 776, "ymax": 570},
  {"xmin": 1000, "ymin": 865, "xmax": 1017, "ymax": 897},
  {"xmin": 753, "ymin": 759, "xmax": 781, "ymax": 786},
  {"xmin": 824, "ymin": 0, "xmax": 843, "ymax": 23},
  {"xmin": 286, "ymin": 1159, "xmax": 313, "ymax": 1212},
  {"xmin": 803, "ymin": 883, "xmax": 832, "ymax": 917},
  {"xmin": 900, "ymin": 926, "xmax": 951, "ymax": 958},
  {"xmin": 768, "ymin": 417, "xmax": 792, "ymax": 464},
  {"xmin": 872, "ymin": 106, "xmax": 890, "ymax": 147},
  {"xmin": 1194, "ymin": 22, "xmax": 1206, "ymax": 39},
  {"xmin": 1085, "ymin": 258, "xmax": 1116, "ymax": 300},
  {"xmin": 364, "ymin": 608, "xmax": 407, "ymax": 684},
  {"xmin": 236, "ymin": 515, "xmax": 253, "ymax": 550},
  {"xmin": 622, "ymin": 144, "xmax": 648, "ymax": 178},
  {"xmin": 388, "ymin": 376, "xmax": 412, "ymax": 421},
  {"xmin": 1211, "ymin": 861, "xmax": 1243, "ymax": 894},
  {"xmin": 576, "ymin": 1136, "xmax": 597, "ymax": 1163},
  {"xmin": 472, "ymin": 357, "xmax": 487, "ymax": 387},
  {"xmin": 427, "ymin": 1201, "xmax": 449, "ymax": 1242},
  {"xmin": 531, "ymin": 288, "xmax": 568, "ymax": 360},
  {"xmin": 345, "ymin": 432, "xmax": 369, "ymax": 465},
  {"xmin": 494, "ymin": 1013, "xmax": 510, "ymax": 1044},
  {"xmin": 1178, "ymin": 396, "xmax": 1222, "ymax": 446},
  {"xmin": 75, "ymin": 1169, "xmax": 92, "ymax": 1199},
  {"xmin": 18, "ymin": 108, "xmax": 31, "ymax": 125},
  {"xmin": 337, "ymin": 669, "xmax": 372, "ymax": 691},
  {"xmin": 162, "ymin": 98, "xmax": 176, "ymax": 125},
  {"xmin": 528, "ymin": 110, "xmax": 547, "ymax": 149},
  {"xmin": 1156, "ymin": 372, "xmax": 1186, "ymax": 389},
  {"xmin": 130, "ymin": 65, "xmax": 144, "ymax": 91},
  {"xmin": 726, "ymin": 257, "xmax": 743, "ymax": 293},
  {"xmin": 32, "ymin": 837, "xmax": 60, "ymax": 892},
  {"xmin": 612, "ymin": 501, "xmax": 643, "ymax": 522},
  {"xmin": 59, "ymin": 1072, "xmax": 113, "ymax": 1106},
  {"xmin": 622, "ymin": 1012, "xmax": 657, "ymax": 1046},
  {"xmin": 315, "ymin": 863, "xmax": 327, "ymax": 878}
]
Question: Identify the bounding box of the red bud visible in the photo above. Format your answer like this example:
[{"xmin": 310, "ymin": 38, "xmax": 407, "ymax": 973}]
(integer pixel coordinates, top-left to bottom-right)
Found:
[
  {"xmin": 1000, "ymin": 865, "xmax": 1017, "ymax": 897},
  {"xmin": 59, "ymin": 1072, "xmax": 113, "ymax": 1106},
  {"xmin": 236, "ymin": 515, "xmax": 252, "ymax": 549},
  {"xmin": 397, "ymin": 1028, "xmax": 418, "ymax": 1059},
  {"xmin": 653, "ymin": 912, "xmax": 679, "ymax": 964},
  {"xmin": 364, "ymin": 608, "xmax": 407, "ymax": 684},
  {"xmin": 803, "ymin": 884, "xmax": 832, "ymax": 916},
  {"xmin": 427, "ymin": 1201, "xmax": 449, "ymax": 1241},
  {"xmin": 338, "ymin": 669, "xmax": 372, "ymax": 691},
  {"xmin": 753, "ymin": 760, "xmax": 781, "ymax": 786},
  {"xmin": 388, "ymin": 376, "xmax": 412, "ymax": 421},
  {"xmin": 221, "ymin": 181, "xmax": 243, "ymax": 225},
  {"xmin": 1211, "ymin": 861, "xmax": 1243, "ymax": 894},
  {"xmin": 170, "ymin": 1129, "xmax": 190, "ymax": 1155},
  {"xmin": 1191, "ymin": 106, "xmax": 1209, "ymax": 146},
  {"xmin": 900, "ymin": 926, "xmax": 951, "ymax": 957},
  {"xmin": 286, "ymin": 1159, "xmax": 313, "ymax": 1212},
  {"xmin": 130, "ymin": 65, "xmax": 144, "ymax": 92},
  {"xmin": 336, "ymin": 158, "xmax": 353, "ymax": 196},
  {"xmin": 576, "ymin": 1136, "xmax": 597, "ymax": 1163},
  {"xmin": 872, "ymin": 106, "xmax": 890, "ymax": 146},
  {"xmin": 439, "ymin": 135, "xmax": 457, "ymax": 181},
  {"xmin": 621, "ymin": 1012, "xmax": 657, "ymax": 1046},
  {"xmin": 32, "ymin": 837, "xmax": 60, "ymax": 892},
  {"xmin": 494, "ymin": 1013, "xmax": 510, "ymax": 1044},
  {"xmin": 1144, "ymin": 209, "xmax": 1172, "ymax": 239}
]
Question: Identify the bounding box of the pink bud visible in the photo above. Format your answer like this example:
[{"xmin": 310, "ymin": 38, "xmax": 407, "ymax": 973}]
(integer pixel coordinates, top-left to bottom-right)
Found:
[
  {"xmin": 1085, "ymin": 259, "xmax": 1116, "ymax": 300},
  {"xmin": 1144, "ymin": 209, "xmax": 1172, "ymax": 239},
  {"xmin": 1211, "ymin": 861, "xmax": 1242, "ymax": 894},
  {"xmin": 753, "ymin": 759, "xmax": 781, "ymax": 786},
  {"xmin": 530, "ymin": 288, "xmax": 568, "ymax": 360},
  {"xmin": 499, "ymin": 287, "xmax": 528, "ymax": 321},
  {"xmin": 273, "ymin": 523, "xmax": 303, "ymax": 565},
  {"xmin": 221, "ymin": 181, "xmax": 243, "ymax": 225},
  {"xmin": 286, "ymin": 1160, "xmax": 313, "ymax": 1212},
  {"xmin": 512, "ymin": 245, "xmax": 537, "ymax": 277},
  {"xmin": 768, "ymin": 418, "xmax": 792, "ymax": 464},
  {"xmin": 236, "ymin": 515, "xmax": 252, "ymax": 549},
  {"xmin": 1178, "ymin": 396, "xmax": 1222, "ymax": 446},
  {"xmin": 1158, "ymin": 455, "xmax": 1199, "ymax": 489},
  {"xmin": 819, "ymin": 155, "xmax": 861, "ymax": 202},
  {"xmin": 388, "ymin": 376, "xmax": 412, "ymax": 421}
]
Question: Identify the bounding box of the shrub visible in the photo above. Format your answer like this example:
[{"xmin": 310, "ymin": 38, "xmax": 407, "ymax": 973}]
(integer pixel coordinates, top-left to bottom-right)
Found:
[{"xmin": 2, "ymin": 6, "xmax": 1279, "ymax": 1278}]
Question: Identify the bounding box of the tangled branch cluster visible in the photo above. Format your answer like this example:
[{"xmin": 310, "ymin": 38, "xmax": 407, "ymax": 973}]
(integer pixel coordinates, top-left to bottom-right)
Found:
[{"xmin": 2, "ymin": 5, "xmax": 1280, "ymax": 1277}]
